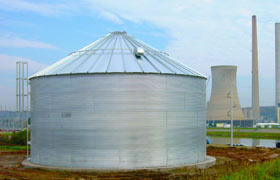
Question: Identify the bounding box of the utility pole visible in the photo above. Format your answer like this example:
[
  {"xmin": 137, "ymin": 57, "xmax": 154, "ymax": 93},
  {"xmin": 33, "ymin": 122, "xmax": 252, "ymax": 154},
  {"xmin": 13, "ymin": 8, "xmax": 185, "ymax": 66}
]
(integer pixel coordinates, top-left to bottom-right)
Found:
[{"xmin": 230, "ymin": 84, "xmax": 234, "ymax": 146}]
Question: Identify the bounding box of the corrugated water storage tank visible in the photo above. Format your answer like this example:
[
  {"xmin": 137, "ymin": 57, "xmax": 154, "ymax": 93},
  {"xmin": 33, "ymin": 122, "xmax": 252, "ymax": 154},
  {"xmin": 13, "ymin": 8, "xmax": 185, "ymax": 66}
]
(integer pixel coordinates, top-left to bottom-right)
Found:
[{"xmin": 29, "ymin": 31, "xmax": 207, "ymax": 169}]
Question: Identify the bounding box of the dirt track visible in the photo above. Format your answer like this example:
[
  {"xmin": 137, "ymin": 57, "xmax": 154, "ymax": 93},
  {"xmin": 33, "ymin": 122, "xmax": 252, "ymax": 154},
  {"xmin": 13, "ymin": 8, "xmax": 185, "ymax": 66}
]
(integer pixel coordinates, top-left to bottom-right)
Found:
[{"xmin": 0, "ymin": 146, "xmax": 279, "ymax": 180}]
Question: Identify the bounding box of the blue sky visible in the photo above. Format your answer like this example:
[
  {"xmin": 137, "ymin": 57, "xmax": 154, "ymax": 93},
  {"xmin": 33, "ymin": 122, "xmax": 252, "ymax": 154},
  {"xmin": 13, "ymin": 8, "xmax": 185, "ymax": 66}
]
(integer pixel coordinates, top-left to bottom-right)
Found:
[{"xmin": 0, "ymin": 0, "xmax": 280, "ymax": 109}]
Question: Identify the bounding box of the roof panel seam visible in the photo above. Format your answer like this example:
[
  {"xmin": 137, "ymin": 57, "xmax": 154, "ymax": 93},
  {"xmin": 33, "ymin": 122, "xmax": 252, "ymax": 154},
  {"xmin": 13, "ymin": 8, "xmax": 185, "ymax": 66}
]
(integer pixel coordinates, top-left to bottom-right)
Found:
[
  {"xmin": 119, "ymin": 36, "xmax": 126, "ymax": 72},
  {"xmin": 71, "ymin": 35, "xmax": 111, "ymax": 73},
  {"xmin": 128, "ymin": 37, "xmax": 175, "ymax": 74},
  {"xmin": 87, "ymin": 35, "xmax": 115, "ymax": 72},
  {"xmin": 106, "ymin": 34, "xmax": 119, "ymax": 72},
  {"xmin": 43, "ymin": 35, "xmax": 110, "ymax": 76},
  {"xmin": 122, "ymin": 34, "xmax": 144, "ymax": 72},
  {"xmin": 125, "ymin": 35, "xmax": 161, "ymax": 73}
]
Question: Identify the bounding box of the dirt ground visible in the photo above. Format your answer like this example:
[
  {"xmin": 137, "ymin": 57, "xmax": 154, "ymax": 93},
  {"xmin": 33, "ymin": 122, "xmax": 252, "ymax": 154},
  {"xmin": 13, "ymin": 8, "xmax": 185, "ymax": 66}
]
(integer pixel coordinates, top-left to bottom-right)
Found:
[{"xmin": 0, "ymin": 146, "xmax": 280, "ymax": 180}]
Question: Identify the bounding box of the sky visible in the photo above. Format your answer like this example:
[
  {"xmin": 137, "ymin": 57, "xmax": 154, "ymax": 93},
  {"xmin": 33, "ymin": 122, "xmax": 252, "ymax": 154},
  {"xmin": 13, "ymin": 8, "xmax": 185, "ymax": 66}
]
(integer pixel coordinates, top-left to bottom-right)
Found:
[{"xmin": 0, "ymin": 0, "xmax": 280, "ymax": 110}]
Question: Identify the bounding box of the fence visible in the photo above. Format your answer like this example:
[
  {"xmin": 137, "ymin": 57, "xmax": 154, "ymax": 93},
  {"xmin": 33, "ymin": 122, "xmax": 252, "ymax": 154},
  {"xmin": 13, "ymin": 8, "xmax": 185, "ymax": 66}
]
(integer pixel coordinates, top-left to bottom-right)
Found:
[{"xmin": 0, "ymin": 111, "xmax": 30, "ymax": 130}]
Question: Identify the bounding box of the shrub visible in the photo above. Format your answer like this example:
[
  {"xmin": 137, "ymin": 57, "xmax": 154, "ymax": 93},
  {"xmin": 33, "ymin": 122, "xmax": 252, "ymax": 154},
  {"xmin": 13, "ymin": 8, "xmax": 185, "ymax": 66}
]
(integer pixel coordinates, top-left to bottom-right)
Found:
[
  {"xmin": 0, "ymin": 133, "xmax": 10, "ymax": 145},
  {"xmin": 0, "ymin": 130, "xmax": 29, "ymax": 146},
  {"xmin": 10, "ymin": 130, "xmax": 28, "ymax": 145}
]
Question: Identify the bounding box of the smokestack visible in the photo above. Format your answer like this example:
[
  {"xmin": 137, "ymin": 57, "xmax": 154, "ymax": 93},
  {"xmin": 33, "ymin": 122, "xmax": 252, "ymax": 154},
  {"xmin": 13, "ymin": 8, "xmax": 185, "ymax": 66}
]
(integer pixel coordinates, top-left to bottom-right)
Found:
[
  {"xmin": 275, "ymin": 23, "xmax": 280, "ymax": 123},
  {"xmin": 252, "ymin": 15, "xmax": 260, "ymax": 123}
]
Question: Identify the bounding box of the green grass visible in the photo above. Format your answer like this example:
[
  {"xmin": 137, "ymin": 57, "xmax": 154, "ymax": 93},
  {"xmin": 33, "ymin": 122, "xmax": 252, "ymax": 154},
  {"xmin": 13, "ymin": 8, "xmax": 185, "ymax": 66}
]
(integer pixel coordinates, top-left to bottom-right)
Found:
[
  {"xmin": 207, "ymin": 127, "xmax": 257, "ymax": 130},
  {"xmin": 0, "ymin": 145, "xmax": 27, "ymax": 151},
  {"xmin": 219, "ymin": 159, "xmax": 280, "ymax": 180},
  {"xmin": 207, "ymin": 127, "xmax": 280, "ymax": 130},
  {"xmin": 0, "ymin": 132, "xmax": 13, "ymax": 135},
  {"xmin": 207, "ymin": 131, "xmax": 280, "ymax": 139}
]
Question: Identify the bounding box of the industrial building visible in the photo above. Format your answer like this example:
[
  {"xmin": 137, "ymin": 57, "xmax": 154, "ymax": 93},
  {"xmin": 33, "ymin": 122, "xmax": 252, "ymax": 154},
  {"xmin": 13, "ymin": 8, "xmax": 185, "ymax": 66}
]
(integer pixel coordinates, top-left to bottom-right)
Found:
[
  {"xmin": 0, "ymin": 111, "xmax": 30, "ymax": 130},
  {"xmin": 242, "ymin": 106, "xmax": 276, "ymax": 123},
  {"xmin": 28, "ymin": 31, "xmax": 209, "ymax": 169},
  {"xmin": 207, "ymin": 66, "xmax": 253, "ymax": 127}
]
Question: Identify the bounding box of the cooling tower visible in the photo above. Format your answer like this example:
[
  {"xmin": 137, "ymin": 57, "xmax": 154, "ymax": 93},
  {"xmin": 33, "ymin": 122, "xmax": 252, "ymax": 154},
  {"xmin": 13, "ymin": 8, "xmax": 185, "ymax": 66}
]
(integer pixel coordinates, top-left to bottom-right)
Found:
[
  {"xmin": 252, "ymin": 15, "xmax": 260, "ymax": 123},
  {"xmin": 207, "ymin": 66, "xmax": 246, "ymax": 126}
]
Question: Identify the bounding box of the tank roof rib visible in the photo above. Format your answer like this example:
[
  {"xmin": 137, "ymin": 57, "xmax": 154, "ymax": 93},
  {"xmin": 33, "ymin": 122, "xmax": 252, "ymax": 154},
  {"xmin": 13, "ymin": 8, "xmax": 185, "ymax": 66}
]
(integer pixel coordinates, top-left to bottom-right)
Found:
[{"xmin": 30, "ymin": 31, "xmax": 206, "ymax": 79}]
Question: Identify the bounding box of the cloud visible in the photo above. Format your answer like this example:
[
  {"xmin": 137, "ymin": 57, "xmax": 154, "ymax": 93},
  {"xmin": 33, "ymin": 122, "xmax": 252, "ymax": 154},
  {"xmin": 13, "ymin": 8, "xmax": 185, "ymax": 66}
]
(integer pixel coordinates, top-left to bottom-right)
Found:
[
  {"xmin": 0, "ymin": 54, "xmax": 47, "ymax": 107},
  {"xmin": 0, "ymin": 0, "xmax": 78, "ymax": 16},
  {"xmin": 99, "ymin": 11, "xmax": 123, "ymax": 24},
  {"xmin": 0, "ymin": 36, "xmax": 56, "ymax": 49},
  {"xmin": 0, "ymin": 54, "xmax": 47, "ymax": 73},
  {"xmin": 0, "ymin": 0, "xmax": 122, "ymax": 24},
  {"xmin": 240, "ymin": 9, "xmax": 252, "ymax": 17},
  {"xmin": 1, "ymin": 0, "xmax": 279, "ymax": 107},
  {"xmin": 82, "ymin": 0, "xmax": 279, "ymax": 78},
  {"xmin": 81, "ymin": 0, "xmax": 279, "ymax": 107},
  {"xmin": 0, "ymin": 16, "xmax": 34, "ymax": 27},
  {"xmin": 0, "ymin": 85, "xmax": 15, "ymax": 109}
]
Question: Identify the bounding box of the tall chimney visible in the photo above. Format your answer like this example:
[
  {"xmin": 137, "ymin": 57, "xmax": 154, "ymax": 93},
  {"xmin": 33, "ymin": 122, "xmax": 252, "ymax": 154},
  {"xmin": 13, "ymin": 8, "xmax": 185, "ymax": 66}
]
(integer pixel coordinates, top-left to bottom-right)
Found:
[
  {"xmin": 275, "ymin": 23, "xmax": 280, "ymax": 123},
  {"xmin": 252, "ymin": 15, "xmax": 260, "ymax": 123}
]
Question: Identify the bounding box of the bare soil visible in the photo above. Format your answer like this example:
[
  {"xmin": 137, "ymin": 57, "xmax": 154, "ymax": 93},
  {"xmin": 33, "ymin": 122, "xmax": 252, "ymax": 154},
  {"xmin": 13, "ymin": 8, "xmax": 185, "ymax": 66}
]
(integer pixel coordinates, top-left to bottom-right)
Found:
[{"xmin": 0, "ymin": 146, "xmax": 279, "ymax": 180}]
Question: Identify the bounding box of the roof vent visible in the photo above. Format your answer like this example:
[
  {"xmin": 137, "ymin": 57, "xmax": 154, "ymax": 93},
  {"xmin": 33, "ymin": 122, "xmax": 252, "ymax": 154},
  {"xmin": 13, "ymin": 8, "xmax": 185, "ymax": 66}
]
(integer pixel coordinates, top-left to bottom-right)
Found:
[
  {"xmin": 160, "ymin": 51, "xmax": 169, "ymax": 56},
  {"xmin": 111, "ymin": 31, "xmax": 126, "ymax": 34},
  {"xmin": 134, "ymin": 47, "xmax": 144, "ymax": 57}
]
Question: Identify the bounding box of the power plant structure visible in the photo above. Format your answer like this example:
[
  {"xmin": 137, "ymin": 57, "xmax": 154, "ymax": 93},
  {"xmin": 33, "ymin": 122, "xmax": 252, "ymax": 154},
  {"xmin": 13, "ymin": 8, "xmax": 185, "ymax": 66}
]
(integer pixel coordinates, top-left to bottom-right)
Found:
[
  {"xmin": 0, "ymin": 62, "xmax": 30, "ymax": 131},
  {"xmin": 252, "ymin": 15, "xmax": 260, "ymax": 124},
  {"xmin": 275, "ymin": 23, "xmax": 280, "ymax": 123},
  {"xmin": 207, "ymin": 66, "xmax": 253, "ymax": 127},
  {"xmin": 243, "ymin": 106, "xmax": 276, "ymax": 123},
  {"xmin": 25, "ymin": 31, "xmax": 214, "ymax": 169},
  {"xmin": 0, "ymin": 111, "xmax": 30, "ymax": 130},
  {"xmin": 16, "ymin": 61, "xmax": 29, "ymax": 112}
]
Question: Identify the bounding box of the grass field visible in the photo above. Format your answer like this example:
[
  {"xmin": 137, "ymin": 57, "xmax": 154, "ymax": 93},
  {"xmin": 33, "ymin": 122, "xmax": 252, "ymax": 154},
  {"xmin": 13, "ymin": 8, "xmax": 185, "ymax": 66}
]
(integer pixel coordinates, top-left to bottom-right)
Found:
[
  {"xmin": 0, "ymin": 145, "xmax": 27, "ymax": 151},
  {"xmin": 207, "ymin": 127, "xmax": 256, "ymax": 130},
  {"xmin": 219, "ymin": 158, "xmax": 280, "ymax": 180},
  {"xmin": 207, "ymin": 127, "xmax": 280, "ymax": 130},
  {"xmin": 207, "ymin": 131, "xmax": 280, "ymax": 139}
]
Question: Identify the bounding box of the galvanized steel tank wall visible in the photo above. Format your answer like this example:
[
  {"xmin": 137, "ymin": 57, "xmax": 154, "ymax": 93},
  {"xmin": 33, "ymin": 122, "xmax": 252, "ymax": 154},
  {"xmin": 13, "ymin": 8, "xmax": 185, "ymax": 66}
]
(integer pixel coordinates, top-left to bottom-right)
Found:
[{"xmin": 30, "ymin": 73, "xmax": 206, "ymax": 169}]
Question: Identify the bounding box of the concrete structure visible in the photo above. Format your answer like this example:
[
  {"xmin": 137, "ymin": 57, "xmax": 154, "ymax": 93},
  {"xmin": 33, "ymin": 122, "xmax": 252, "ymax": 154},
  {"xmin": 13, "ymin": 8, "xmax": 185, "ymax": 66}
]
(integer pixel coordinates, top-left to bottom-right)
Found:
[
  {"xmin": 22, "ymin": 156, "xmax": 216, "ymax": 171},
  {"xmin": 275, "ymin": 23, "xmax": 280, "ymax": 123},
  {"xmin": 242, "ymin": 108, "xmax": 253, "ymax": 120},
  {"xmin": 207, "ymin": 66, "xmax": 252, "ymax": 127},
  {"xmin": 243, "ymin": 106, "xmax": 276, "ymax": 123},
  {"xmin": 28, "ymin": 31, "xmax": 208, "ymax": 169},
  {"xmin": 252, "ymin": 15, "xmax": 260, "ymax": 123}
]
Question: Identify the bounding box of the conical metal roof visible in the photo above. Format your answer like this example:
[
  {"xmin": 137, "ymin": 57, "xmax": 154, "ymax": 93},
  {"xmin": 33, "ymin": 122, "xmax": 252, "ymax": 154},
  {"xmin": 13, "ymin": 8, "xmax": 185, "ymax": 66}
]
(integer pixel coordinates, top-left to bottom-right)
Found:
[{"xmin": 30, "ymin": 31, "xmax": 206, "ymax": 79}]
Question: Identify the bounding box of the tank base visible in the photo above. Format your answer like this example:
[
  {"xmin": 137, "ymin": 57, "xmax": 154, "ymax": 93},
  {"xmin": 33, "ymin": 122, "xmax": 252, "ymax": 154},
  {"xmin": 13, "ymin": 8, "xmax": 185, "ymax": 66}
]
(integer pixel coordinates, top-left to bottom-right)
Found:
[{"xmin": 22, "ymin": 156, "xmax": 216, "ymax": 171}]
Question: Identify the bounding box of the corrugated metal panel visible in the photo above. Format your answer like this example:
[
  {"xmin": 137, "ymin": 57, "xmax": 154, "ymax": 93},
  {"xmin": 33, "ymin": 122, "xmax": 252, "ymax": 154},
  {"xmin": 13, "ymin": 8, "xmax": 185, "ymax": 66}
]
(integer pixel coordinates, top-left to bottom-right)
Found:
[
  {"xmin": 30, "ymin": 31, "xmax": 206, "ymax": 79},
  {"xmin": 30, "ymin": 74, "xmax": 206, "ymax": 169}
]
